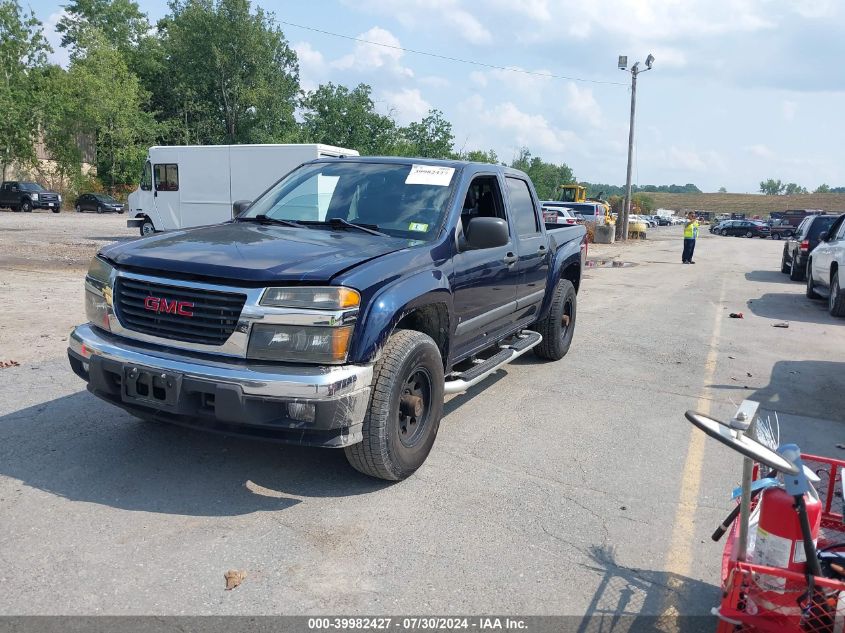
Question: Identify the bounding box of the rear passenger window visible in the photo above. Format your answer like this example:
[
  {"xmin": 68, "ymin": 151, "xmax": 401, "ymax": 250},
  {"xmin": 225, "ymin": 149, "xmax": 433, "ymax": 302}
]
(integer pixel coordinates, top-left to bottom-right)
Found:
[
  {"xmin": 506, "ymin": 177, "xmax": 539, "ymax": 236},
  {"xmin": 154, "ymin": 163, "xmax": 179, "ymax": 191}
]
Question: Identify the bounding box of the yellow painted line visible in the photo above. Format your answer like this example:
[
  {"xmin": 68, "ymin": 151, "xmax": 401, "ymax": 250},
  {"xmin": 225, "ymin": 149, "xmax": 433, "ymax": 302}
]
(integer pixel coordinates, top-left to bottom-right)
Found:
[{"xmin": 659, "ymin": 282, "xmax": 726, "ymax": 626}]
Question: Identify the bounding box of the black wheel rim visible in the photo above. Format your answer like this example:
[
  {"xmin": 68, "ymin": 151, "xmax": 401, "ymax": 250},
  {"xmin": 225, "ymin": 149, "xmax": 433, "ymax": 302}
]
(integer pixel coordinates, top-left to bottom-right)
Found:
[
  {"xmin": 560, "ymin": 296, "xmax": 574, "ymax": 343},
  {"xmin": 398, "ymin": 368, "xmax": 432, "ymax": 448}
]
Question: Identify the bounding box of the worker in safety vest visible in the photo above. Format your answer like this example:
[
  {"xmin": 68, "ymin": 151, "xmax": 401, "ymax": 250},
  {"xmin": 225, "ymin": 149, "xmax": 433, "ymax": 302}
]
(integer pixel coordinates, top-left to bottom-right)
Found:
[{"xmin": 682, "ymin": 211, "xmax": 700, "ymax": 264}]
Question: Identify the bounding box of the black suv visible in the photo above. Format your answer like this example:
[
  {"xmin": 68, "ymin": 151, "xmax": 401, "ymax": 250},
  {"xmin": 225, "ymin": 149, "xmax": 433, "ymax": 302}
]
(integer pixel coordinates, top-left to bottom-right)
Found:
[
  {"xmin": 780, "ymin": 214, "xmax": 840, "ymax": 281},
  {"xmin": 0, "ymin": 181, "xmax": 62, "ymax": 213}
]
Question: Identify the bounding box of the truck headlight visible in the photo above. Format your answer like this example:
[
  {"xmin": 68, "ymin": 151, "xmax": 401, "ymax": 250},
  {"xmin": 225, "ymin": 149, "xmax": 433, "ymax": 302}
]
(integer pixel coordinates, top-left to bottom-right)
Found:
[
  {"xmin": 30, "ymin": 193, "xmax": 39, "ymax": 201},
  {"xmin": 260, "ymin": 287, "xmax": 360, "ymax": 310},
  {"xmin": 247, "ymin": 324, "xmax": 353, "ymax": 363},
  {"xmin": 85, "ymin": 256, "xmax": 114, "ymax": 331}
]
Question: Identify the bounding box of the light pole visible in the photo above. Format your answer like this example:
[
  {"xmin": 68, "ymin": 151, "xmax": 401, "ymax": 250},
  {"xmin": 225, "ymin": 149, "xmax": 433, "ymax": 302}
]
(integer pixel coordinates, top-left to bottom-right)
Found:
[{"xmin": 616, "ymin": 53, "xmax": 654, "ymax": 241}]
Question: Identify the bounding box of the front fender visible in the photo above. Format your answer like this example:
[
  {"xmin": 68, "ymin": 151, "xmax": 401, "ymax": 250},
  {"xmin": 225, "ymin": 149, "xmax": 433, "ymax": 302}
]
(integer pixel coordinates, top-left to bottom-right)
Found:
[
  {"xmin": 348, "ymin": 269, "xmax": 452, "ymax": 365},
  {"xmin": 537, "ymin": 239, "xmax": 584, "ymax": 321}
]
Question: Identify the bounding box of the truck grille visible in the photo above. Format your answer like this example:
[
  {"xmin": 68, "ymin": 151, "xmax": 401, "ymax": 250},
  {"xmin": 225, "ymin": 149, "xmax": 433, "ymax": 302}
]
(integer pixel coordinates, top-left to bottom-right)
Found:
[
  {"xmin": 113, "ymin": 277, "xmax": 247, "ymax": 346},
  {"xmin": 40, "ymin": 193, "xmax": 59, "ymax": 201}
]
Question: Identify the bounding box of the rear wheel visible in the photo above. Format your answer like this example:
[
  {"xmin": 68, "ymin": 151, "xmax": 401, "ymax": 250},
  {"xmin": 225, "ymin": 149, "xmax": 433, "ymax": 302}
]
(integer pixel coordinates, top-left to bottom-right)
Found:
[
  {"xmin": 789, "ymin": 254, "xmax": 804, "ymax": 281},
  {"xmin": 344, "ymin": 330, "xmax": 444, "ymax": 481},
  {"xmin": 773, "ymin": 233, "xmax": 781, "ymax": 240},
  {"xmin": 829, "ymin": 271, "xmax": 845, "ymax": 317},
  {"xmin": 21, "ymin": 200, "xmax": 31, "ymax": 213},
  {"xmin": 534, "ymin": 279, "xmax": 577, "ymax": 361},
  {"xmin": 806, "ymin": 261, "xmax": 821, "ymax": 299},
  {"xmin": 780, "ymin": 249, "xmax": 790, "ymax": 274}
]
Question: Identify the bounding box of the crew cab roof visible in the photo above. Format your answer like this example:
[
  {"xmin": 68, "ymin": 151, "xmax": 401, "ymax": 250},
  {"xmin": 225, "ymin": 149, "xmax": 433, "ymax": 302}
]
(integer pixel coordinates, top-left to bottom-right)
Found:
[{"xmin": 306, "ymin": 155, "xmax": 531, "ymax": 180}]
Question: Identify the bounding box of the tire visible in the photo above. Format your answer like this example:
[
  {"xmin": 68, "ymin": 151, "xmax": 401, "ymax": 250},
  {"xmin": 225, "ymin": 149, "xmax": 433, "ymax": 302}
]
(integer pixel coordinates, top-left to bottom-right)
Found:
[
  {"xmin": 75, "ymin": 205, "xmax": 82, "ymax": 213},
  {"xmin": 789, "ymin": 254, "xmax": 804, "ymax": 282},
  {"xmin": 829, "ymin": 271, "xmax": 845, "ymax": 317},
  {"xmin": 773, "ymin": 233, "xmax": 781, "ymax": 240},
  {"xmin": 781, "ymin": 249, "xmax": 790, "ymax": 274},
  {"xmin": 96, "ymin": 206, "xmax": 104, "ymax": 214},
  {"xmin": 721, "ymin": 229, "xmax": 728, "ymax": 236},
  {"xmin": 118, "ymin": 210, "xmax": 125, "ymax": 214},
  {"xmin": 140, "ymin": 218, "xmax": 155, "ymax": 237},
  {"xmin": 51, "ymin": 206, "xmax": 60, "ymax": 213},
  {"xmin": 806, "ymin": 261, "xmax": 821, "ymax": 299},
  {"xmin": 344, "ymin": 330, "xmax": 444, "ymax": 481},
  {"xmin": 534, "ymin": 279, "xmax": 577, "ymax": 361},
  {"xmin": 745, "ymin": 231, "xmax": 753, "ymax": 238},
  {"xmin": 21, "ymin": 200, "xmax": 31, "ymax": 213}
]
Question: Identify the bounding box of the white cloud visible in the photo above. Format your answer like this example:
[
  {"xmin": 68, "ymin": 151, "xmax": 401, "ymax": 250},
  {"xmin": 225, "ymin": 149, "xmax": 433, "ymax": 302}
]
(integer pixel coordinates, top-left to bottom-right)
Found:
[
  {"xmin": 481, "ymin": 102, "xmax": 578, "ymax": 157},
  {"xmin": 782, "ymin": 100, "xmax": 798, "ymax": 121},
  {"xmin": 745, "ymin": 144, "xmax": 776, "ymax": 159},
  {"xmin": 381, "ymin": 88, "xmax": 432, "ymax": 123},
  {"xmin": 43, "ymin": 11, "xmax": 70, "ymax": 68},
  {"xmin": 332, "ymin": 27, "xmax": 413, "ymax": 78},
  {"xmin": 564, "ymin": 83, "xmax": 602, "ymax": 127},
  {"xmin": 419, "ymin": 75, "xmax": 451, "ymax": 88},
  {"xmin": 293, "ymin": 41, "xmax": 326, "ymax": 93},
  {"xmin": 488, "ymin": 0, "xmax": 551, "ymax": 21},
  {"xmin": 343, "ymin": 0, "xmax": 491, "ymax": 44}
]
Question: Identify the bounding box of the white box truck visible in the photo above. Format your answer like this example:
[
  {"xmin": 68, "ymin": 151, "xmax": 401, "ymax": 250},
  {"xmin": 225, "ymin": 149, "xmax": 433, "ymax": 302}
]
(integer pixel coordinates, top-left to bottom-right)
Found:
[{"xmin": 126, "ymin": 144, "xmax": 359, "ymax": 236}]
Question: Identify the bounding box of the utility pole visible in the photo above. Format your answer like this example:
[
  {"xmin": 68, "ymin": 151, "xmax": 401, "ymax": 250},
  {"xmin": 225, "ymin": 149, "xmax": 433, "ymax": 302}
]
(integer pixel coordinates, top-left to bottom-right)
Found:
[{"xmin": 617, "ymin": 54, "xmax": 654, "ymax": 242}]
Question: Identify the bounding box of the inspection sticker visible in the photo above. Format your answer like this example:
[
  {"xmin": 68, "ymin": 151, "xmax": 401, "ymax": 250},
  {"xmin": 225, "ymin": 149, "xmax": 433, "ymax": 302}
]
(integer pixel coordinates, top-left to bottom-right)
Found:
[
  {"xmin": 408, "ymin": 222, "xmax": 429, "ymax": 232},
  {"xmin": 405, "ymin": 164, "xmax": 455, "ymax": 186}
]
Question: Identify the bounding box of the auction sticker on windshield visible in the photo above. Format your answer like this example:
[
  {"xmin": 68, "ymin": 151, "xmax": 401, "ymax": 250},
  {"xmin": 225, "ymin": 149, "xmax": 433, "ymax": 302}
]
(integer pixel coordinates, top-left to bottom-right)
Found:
[
  {"xmin": 408, "ymin": 222, "xmax": 429, "ymax": 232},
  {"xmin": 406, "ymin": 164, "xmax": 455, "ymax": 186}
]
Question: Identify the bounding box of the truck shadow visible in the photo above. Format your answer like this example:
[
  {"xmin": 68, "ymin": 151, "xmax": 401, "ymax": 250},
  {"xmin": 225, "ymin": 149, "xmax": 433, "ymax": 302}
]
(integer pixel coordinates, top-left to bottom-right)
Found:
[
  {"xmin": 573, "ymin": 545, "xmax": 718, "ymax": 630},
  {"xmin": 745, "ymin": 291, "xmax": 838, "ymax": 325},
  {"xmin": 0, "ymin": 389, "xmax": 391, "ymax": 517},
  {"xmin": 744, "ymin": 270, "xmax": 794, "ymax": 285}
]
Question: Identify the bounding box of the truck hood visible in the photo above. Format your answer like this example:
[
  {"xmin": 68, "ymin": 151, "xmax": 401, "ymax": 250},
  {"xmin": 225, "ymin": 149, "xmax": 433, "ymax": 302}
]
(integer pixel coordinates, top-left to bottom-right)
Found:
[{"xmin": 101, "ymin": 222, "xmax": 411, "ymax": 283}]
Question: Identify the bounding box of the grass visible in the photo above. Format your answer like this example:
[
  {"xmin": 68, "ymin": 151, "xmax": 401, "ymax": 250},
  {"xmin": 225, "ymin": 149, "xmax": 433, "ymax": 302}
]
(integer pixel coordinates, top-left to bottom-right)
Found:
[{"xmin": 648, "ymin": 193, "xmax": 845, "ymax": 216}]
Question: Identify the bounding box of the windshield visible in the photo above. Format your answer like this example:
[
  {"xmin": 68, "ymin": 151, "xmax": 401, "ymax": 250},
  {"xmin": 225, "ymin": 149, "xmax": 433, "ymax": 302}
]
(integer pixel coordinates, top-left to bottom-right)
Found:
[
  {"xmin": 20, "ymin": 183, "xmax": 45, "ymax": 192},
  {"xmin": 94, "ymin": 194, "xmax": 118, "ymax": 202},
  {"xmin": 242, "ymin": 161, "xmax": 456, "ymax": 240}
]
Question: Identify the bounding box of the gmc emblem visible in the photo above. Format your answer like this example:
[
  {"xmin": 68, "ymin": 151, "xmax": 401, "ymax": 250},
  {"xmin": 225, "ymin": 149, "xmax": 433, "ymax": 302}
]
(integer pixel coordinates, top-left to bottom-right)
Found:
[{"xmin": 144, "ymin": 296, "xmax": 194, "ymax": 317}]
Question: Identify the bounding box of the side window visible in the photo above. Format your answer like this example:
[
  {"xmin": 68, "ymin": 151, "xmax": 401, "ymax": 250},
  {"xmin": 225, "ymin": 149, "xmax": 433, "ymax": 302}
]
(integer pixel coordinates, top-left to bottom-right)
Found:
[
  {"xmin": 140, "ymin": 162, "xmax": 152, "ymax": 191},
  {"xmin": 797, "ymin": 218, "xmax": 808, "ymax": 237},
  {"xmin": 506, "ymin": 177, "xmax": 539, "ymax": 236},
  {"xmin": 460, "ymin": 175, "xmax": 507, "ymax": 237},
  {"xmin": 836, "ymin": 219, "xmax": 845, "ymax": 240},
  {"xmin": 154, "ymin": 163, "xmax": 179, "ymax": 191}
]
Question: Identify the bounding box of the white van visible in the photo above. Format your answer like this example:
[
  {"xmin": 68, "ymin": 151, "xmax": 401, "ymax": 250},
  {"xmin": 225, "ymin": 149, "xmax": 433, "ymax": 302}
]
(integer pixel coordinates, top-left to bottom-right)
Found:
[{"xmin": 126, "ymin": 144, "xmax": 359, "ymax": 236}]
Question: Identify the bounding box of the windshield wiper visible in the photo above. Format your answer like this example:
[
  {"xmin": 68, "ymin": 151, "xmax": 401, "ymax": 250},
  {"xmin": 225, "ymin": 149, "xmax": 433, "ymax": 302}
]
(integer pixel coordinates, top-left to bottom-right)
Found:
[
  {"xmin": 240, "ymin": 214, "xmax": 305, "ymax": 229},
  {"xmin": 324, "ymin": 217, "xmax": 388, "ymax": 236}
]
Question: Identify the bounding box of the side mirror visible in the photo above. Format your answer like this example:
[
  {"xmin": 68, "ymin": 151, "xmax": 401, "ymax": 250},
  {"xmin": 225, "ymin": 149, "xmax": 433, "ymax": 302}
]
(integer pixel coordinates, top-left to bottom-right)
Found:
[
  {"xmin": 819, "ymin": 231, "xmax": 829, "ymax": 242},
  {"xmin": 232, "ymin": 200, "xmax": 252, "ymax": 217},
  {"xmin": 465, "ymin": 217, "xmax": 509, "ymax": 249}
]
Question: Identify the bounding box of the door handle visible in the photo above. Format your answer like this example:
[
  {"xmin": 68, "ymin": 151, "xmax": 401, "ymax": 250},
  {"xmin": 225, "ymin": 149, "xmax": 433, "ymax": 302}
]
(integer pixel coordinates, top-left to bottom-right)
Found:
[{"xmin": 503, "ymin": 253, "xmax": 518, "ymax": 265}]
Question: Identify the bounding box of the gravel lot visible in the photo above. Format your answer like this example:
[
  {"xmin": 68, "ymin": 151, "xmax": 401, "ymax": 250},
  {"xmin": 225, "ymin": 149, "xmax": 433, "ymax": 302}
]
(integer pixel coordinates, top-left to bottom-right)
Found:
[{"xmin": 0, "ymin": 214, "xmax": 842, "ymax": 618}]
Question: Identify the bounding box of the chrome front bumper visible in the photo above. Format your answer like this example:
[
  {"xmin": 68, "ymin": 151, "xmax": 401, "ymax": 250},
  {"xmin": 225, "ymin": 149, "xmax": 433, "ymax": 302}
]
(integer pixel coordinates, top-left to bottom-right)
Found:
[{"xmin": 68, "ymin": 324, "xmax": 373, "ymax": 445}]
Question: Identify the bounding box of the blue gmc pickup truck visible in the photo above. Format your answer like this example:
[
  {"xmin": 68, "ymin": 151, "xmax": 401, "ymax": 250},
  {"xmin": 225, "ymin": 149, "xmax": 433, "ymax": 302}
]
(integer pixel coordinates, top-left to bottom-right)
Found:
[{"xmin": 68, "ymin": 157, "xmax": 586, "ymax": 480}]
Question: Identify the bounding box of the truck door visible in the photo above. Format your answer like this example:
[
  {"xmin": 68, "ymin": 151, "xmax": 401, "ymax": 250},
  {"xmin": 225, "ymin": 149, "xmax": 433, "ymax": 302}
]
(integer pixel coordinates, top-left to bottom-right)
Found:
[
  {"xmin": 505, "ymin": 176, "xmax": 549, "ymax": 315},
  {"xmin": 451, "ymin": 174, "xmax": 520, "ymax": 356},
  {"xmin": 153, "ymin": 162, "xmax": 180, "ymax": 229}
]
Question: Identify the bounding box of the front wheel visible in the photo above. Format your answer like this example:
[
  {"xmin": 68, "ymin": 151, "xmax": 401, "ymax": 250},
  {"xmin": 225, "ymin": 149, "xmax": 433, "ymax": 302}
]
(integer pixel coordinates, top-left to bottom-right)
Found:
[
  {"xmin": 773, "ymin": 233, "xmax": 781, "ymax": 240},
  {"xmin": 789, "ymin": 255, "xmax": 804, "ymax": 282},
  {"xmin": 829, "ymin": 271, "xmax": 845, "ymax": 317},
  {"xmin": 534, "ymin": 278, "xmax": 577, "ymax": 361},
  {"xmin": 781, "ymin": 249, "xmax": 790, "ymax": 274},
  {"xmin": 140, "ymin": 219, "xmax": 155, "ymax": 237},
  {"xmin": 721, "ymin": 229, "xmax": 728, "ymax": 236},
  {"xmin": 75, "ymin": 205, "xmax": 82, "ymax": 213},
  {"xmin": 345, "ymin": 330, "xmax": 444, "ymax": 481},
  {"xmin": 745, "ymin": 231, "xmax": 753, "ymax": 238}
]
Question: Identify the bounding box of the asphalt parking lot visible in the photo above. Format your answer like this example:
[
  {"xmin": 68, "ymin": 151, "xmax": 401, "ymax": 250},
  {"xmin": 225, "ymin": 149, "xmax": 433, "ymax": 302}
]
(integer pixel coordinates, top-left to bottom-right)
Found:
[{"xmin": 1, "ymin": 212, "xmax": 842, "ymax": 618}]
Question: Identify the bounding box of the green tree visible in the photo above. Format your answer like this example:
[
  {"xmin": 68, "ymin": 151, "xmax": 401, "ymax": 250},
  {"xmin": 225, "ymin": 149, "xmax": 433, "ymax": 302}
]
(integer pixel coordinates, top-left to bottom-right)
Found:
[
  {"xmin": 718, "ymin": 186, "xmax": 727, "ymax": 193},
  {"xmin": 462, "ymin": 149, "xmax": 498, "ymax": 164},
  {"xmin": 42, "ymin": 28, "xmax": 157, "ymax": 190},
  {"xmin": 300, "ymin": 83, "xmax": 397, "ymax": 155},
  {"xmin": 398, "ymin": 109, "xmax": 454, "ymax": 159},
  {"xmin": 161, "ymin": 0, "xmax": 299, "ymax": 144},
  {"xmin": 815, "ymin": 184, "xmax": 831, "ymax": 193},
  {"xmin": 783, "ymin": 182, "xmax": 807, "ymax": 195},
  {"xmin": 56, "ymin": 0, "xmax": 150, "ymax": 58},
  {"xmin": 0, "ymin": 0, "xmax": 50, "ymax": 179},
  {"xmin": 632, "ymin": 192, "xmax": 655, "ymax": 213},
  {"xmin": 760, "ymin": 179, "xmax": 784, "ymax": 195},
  {"xmin": 509, "ymin": 148, "xmax": 575, "ymax": 200}
]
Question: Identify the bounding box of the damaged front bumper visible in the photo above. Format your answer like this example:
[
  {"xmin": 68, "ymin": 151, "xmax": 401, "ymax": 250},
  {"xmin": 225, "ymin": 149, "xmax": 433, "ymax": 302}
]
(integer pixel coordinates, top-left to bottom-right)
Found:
[{"xmin": 67, "ymin": 323, "xmax": 373, "ymax": 447}]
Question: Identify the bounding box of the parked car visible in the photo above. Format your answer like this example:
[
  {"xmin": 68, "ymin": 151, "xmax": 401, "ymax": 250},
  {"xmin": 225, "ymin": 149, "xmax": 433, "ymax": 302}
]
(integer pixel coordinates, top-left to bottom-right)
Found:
[
  {"xmin": 75, "ymin": 193, "xmax": 126, "ymax": 214},
  {"xmin": 717, "ymin": 220, "xmax": 770, "ymax": 238},
  {"xmin": 711, "ymin": 220, "xmax": 730, "ymax": 234},
  {"xmin": 126, "ymin": 143, "xmax": 359, "ymax": 237},
  {"xmin": 780, "ymin": 214, "xmax": 840, "ymax": 281},
  {"xmin": 68, "ymin": 157, "xmax": 587, "ymax": 481},
  {"xmin": 656, "ymin": 216, "xmax": 671, "ymax": 226},
  {"xmin": 541, "ymin": 205, "xmax": 578, "ymax": 225},
  {"xmin": 0, "ymin": 181, "xmax": 62, "ymax": 213},
  {"xmin": 550, "ymin": 201, "xmax": 609, "ymax": 224},
  {"xmin": 766, "ymin": 219, "xmax": 796, "ymax": 240},
  {"xmin": 805, "ymin": 214, "xmax": 845, "ymax": 316}
]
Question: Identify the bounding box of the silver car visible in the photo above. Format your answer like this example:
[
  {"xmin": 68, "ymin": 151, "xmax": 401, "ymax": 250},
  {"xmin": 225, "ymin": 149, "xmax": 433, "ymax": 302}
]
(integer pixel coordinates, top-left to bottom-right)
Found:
[{"xmin": 806, "ymin": 213, "xmax": 845, "ymax": 316}]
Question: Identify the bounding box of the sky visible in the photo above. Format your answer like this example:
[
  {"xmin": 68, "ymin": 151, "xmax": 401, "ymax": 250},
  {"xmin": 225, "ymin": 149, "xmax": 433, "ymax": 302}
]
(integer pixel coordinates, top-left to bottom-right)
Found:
[{"xmin": 26, "ymin": 0, "xmax": 845, "ymax": 192}]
